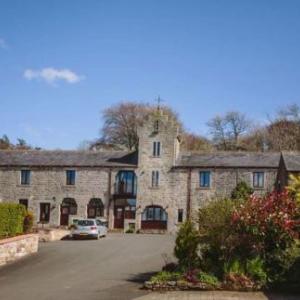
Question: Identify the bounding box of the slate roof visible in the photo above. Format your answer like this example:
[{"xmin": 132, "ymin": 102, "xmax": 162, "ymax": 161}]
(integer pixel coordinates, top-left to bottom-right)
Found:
[
  {"xmin": 0, "ymin": 150, "xmax": 138, "ymax": 168},
  {"xmin": 176, "ymin": 152, "xmax": 280, "ymax": 168},
  {"xmin": 282, "ymin": 152, "xmax": 300, "ymax": 171}
]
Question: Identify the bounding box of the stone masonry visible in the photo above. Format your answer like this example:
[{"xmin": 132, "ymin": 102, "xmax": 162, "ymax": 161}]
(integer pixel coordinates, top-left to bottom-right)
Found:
[{"xmin": 0, "ymin": 111, "xmax": 292, "ymax": 233}]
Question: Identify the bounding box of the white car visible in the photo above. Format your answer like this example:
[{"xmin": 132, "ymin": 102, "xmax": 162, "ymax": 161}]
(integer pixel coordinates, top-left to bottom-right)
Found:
[{"xmin": 71, "ymin": 219, "xmax": 107, "ymax": 239}]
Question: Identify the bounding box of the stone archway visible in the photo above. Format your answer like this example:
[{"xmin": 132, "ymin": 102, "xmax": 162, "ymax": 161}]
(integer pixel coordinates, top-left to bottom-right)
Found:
[
  {"xmin": 141, "ymin": 205, "xmax": 168, "ymax": 230},
  {"xmin": 60, "ymin": 198, "xmax": 77, "ymax": 226},
  {"xmin": 87, "ymin": 198, "xmax": 104, "ymax": 218}
]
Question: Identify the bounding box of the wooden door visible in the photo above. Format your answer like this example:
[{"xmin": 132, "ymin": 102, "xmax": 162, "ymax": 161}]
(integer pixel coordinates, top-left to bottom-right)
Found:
[
  {"xmin": 114, "ymin": 206, "xmax": 124, "ymax": 228},
  {"xmin": 40, "ymin": 203, "xmax": 50, "ymax": 223},
  {"xmin": 60, "ymin": 206, "xmax": 69, "ymax": 226}
]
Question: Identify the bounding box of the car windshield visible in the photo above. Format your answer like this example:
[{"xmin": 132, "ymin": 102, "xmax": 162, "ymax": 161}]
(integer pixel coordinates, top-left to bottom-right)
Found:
[{"xmin": 77, "ymin": 220, "xmax": 95, "ymax": 226}]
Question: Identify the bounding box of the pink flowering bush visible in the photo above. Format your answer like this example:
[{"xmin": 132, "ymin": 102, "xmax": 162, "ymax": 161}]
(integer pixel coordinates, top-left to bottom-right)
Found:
[
  {"xmin": 232, "ymin": 190, "xmax": 299, "ymax": 253},
  {"xmin": 231, "ymin": 190, "xmax": 300, "ymax": 281}
]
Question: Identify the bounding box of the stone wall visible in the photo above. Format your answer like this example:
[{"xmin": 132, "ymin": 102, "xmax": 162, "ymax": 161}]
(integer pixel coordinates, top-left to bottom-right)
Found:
[
  {"xmin": 0, "ymin": 166, "xmax": 111, "ymax": 226},
  {"xmin": 0, "ymin": 234, "xmax": 39, "ymax": 266},
  {"xmin": 136, "ymin": 112, "xmax": 185, "ymax": 233}
]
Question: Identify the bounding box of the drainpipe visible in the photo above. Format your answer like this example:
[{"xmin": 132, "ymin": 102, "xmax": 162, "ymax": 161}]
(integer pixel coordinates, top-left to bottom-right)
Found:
[
  {"xmin": 107, "ymin": 168, "xmax": 112, "ymax": 228},
  {"xmin": 186, "ymin": 168, "xmax": 192, "ymax": 220}
]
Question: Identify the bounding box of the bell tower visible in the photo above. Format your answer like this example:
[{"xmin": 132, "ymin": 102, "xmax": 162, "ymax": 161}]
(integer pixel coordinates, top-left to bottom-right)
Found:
[{"xmin": 135, "ymin": 106, "xmax": 181, "ymax": 232}]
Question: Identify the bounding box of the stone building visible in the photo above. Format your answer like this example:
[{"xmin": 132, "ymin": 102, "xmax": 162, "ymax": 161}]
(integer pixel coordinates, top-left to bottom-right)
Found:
[
  {"xmin": 277, "ymin": 152, "xmax": 300, "ymax": 189},
  {"xmin": 0, "ymin": 112, "xmax": 294, "ymax": 233}
]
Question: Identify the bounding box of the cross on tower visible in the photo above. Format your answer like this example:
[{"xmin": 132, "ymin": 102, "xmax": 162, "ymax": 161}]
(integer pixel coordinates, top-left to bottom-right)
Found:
[{"xmin": 155, "ymin": 95, "xmax": 164, "ymax": 111}]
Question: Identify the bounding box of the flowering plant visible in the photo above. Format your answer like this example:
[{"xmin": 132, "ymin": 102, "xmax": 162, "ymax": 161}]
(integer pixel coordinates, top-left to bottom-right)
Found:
[{"xmin": 231, "ymin": 189, "xmax": 300, "ymax": 281}]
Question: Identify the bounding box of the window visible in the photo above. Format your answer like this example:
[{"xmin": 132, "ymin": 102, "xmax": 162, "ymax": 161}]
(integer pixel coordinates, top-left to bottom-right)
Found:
[
  {"xmin": 66, "ymin": 170, "xmax": 76, "ymax": 185},
  {"xmin": 87, "ymin": 198, "xmax": 104, "ymax": 218},
  {"xmin": 40, "ymin": 203, "xmax": 50, "ymax": 223},
  {"xmin": 115, "ymin": 171, "xmax": 136, "ymax": 195},
  {"xmin": 21, "ymin": 170, "xmax": 31, "ymax": 185},
  {"xmin": 142, "ymin": 206, "xmax": 167, "ymax": 221},
  {"xmin": 19, "ymin": 199, "xmax": 28, "ymax": 210},
  {"xmin": 253, "ymin": 172, "xmax": 264, "ymax": 188},
  {"xmin": 151, "ymin": 171, "xmax": 159, "ymax": 187},
  {"xmin": 178, "ymin": 209, "xmax": 183, "ymax": 223},
  {"xmin": 153, "ymin": 141, "xmax": 161, "ymax": 157},
  {"xmin": 199, "ymin": 171, "xmax": 211, "ymax": 188},
  {"xmin": 154, "ymin": 120, "xmax": 160, "ymax": 132}
]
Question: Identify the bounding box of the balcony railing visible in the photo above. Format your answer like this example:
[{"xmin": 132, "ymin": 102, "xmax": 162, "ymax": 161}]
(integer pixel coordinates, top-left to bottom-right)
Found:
[{"xmin": 113, "ymin": 182, "xmax": 136, "ymax": 199}]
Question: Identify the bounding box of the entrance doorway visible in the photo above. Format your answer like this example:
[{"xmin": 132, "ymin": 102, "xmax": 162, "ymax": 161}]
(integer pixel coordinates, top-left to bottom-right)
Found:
[
  {"xmin": 114, "ymin": 206, "xmax": 124, "ymax": 228},
  {"xmin": 60, "ymin": 198, "xmax": 77, "ymax": 226},
  {"xmin": 40, "ymin": 203, "xmax": 50, "ymax": 223}
]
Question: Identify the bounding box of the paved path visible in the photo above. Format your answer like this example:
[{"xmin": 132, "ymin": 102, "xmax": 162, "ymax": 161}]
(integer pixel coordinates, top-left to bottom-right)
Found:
[
  {"xmin": 0, "ymin": 234, "xmax": 298, "ymax": 300},
  {"xmin": 0, "ymin": 233, "xmax": 174, "ymax": 300}
]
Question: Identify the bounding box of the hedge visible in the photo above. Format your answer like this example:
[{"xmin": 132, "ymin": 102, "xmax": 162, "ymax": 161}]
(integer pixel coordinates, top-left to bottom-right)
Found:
[{"xmin": 0, "ymin": 203, "xmax": 26, "ymax": 238}]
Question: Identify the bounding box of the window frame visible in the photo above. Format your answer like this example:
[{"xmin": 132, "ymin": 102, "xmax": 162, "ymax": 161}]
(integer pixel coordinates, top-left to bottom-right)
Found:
[
  {"xmin": 177, "ymin": 209, "xmax": 184, "ymax": 223},
  {"xmin": 20, "ymin": 170, "xmax": 31, "ymax": 185},
  {"xmin": 142, "ymin": 206, "xmax": 167, "ymax": 221},
  {"xmin": 253, "ymin": 171, "xmax": 265, "ymax": 189},
  {"xmin": 19, "ymin": 199, "xmax": 28, "ymax": 210},
  {"xmin": 66, "ymin": 170, "xmax": 76, "ymax": 186},
  {"xmin": 39, "ymin": 202, "xmax": 50, "ymax": 223},
  {"xmin": 199, "ymin": 171, "xmax": 211, "ymax": 188},
  {"xmin": 153, "ymin": 141, "xmax": 161, "ymax": 157},
  {"xmin": 151, "ymin": 170, "xmax": 160, "ymax": 187}
]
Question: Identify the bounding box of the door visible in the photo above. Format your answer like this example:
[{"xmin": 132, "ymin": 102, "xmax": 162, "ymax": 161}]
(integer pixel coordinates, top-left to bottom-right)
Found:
[
  {"xmin": 60, "ymin": 206, "xmax": 70, "ymax": 226},
  {"xmin": 40, "ymin": 203, "xmax": 50, "ymax": 223},
  {"xmin": 114, "ymin": 206, "xmax": 124, "ymax": 228}
]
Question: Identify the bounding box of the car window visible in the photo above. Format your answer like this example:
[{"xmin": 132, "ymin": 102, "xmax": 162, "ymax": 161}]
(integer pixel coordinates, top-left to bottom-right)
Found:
[
  {"xmin": 96, "ymin": 220, "xmax": 101, "ymax": 225},
  {"xmin": 77, "ymin": 220, "xmax": 95, "ymax": 226}
]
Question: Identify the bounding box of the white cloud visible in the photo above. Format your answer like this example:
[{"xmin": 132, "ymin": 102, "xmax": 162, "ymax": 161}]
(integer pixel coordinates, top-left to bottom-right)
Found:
[
  {"xmin": 23, "ymin": 67, "xmax": 84, "ymax": 85},
  {"xmin": 0, "ymin": 38, "xmax": 8, "ymax": 49}
]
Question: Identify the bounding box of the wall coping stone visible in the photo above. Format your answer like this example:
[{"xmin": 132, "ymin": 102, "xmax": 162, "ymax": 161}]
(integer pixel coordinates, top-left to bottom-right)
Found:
[{"xmin": 0, "ymin": 234, "xmax": 38, "ymax": 245}]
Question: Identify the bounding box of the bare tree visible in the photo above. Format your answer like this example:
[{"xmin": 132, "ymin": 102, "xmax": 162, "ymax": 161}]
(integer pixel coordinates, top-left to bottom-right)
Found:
[
  {"xmin": 207, "ymin": 111, "xmax": 251, "ymax": 150},
  {"xmin": 0, "ymin": 134, "xmax": 11, "ymax": 149},
  {"xmin": 266, "ymin": 120, "xmax": 300, "ymax": 151},
  {"xmin": 277, "ymin": 103, "xmax": 300, "ymax": 121},
  {"xmin": 225, "ymin": 111, "xmax": 251, "ymax": 145},
  {"xmin": 97, "ymin": 101, "xmax": 182, "ymax": 151},
  {"xmin": 264, "ymin": 103, "xmax": 300, "ymax": 151},
  {"xmin": 207, "ymin": 115, "xmax": 229, "ymax": 150},
  {"xmin": 181, "ymin": 132, "xmax": 212, "ymax": 152},
  {"xmin": 240, "ymin": 126, "xmax": 268, "ymax": 152}
]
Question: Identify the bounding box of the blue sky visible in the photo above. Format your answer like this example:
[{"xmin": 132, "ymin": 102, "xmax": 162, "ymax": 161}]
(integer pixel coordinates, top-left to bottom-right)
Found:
[{"xmin": 1, "ymin": 0, "xmax": 300, "ymax": 149}]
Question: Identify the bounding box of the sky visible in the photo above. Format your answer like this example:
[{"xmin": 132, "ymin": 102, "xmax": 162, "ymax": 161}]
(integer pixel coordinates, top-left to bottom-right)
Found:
[{"xmin": 1, "ymin": 0, "xmax": 300, "ymax": 149}]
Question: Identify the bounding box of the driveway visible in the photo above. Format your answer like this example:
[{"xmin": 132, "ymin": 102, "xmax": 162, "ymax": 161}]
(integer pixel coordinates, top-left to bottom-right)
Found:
[{"xmin": 0, "ymin": 233, "xmax": 175, "ymax": 300}]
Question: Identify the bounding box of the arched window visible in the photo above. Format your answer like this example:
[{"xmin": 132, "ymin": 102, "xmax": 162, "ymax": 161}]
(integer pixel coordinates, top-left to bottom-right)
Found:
[
  {"xmin": 61, "ymin": 198, "xmax": 77, "ymax": 215},
  {"xmin": 141, "ymin": 205, "xmax": 167, "ymax": 230},
  {"xmin": 87, "ymin": 198, "xmax": 104, "ymax": 218}
]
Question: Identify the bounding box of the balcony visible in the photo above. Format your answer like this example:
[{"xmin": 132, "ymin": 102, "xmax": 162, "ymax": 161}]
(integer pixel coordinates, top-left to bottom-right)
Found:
[{"xmin": 113, "ymin": 171, "xmax": 137, "ymax": 199}]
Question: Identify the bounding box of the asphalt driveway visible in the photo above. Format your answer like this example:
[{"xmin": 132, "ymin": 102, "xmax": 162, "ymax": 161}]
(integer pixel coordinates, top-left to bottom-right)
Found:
[{"xmin": 0, "ymin": 233, "xmax": 175, "ymax": 300}]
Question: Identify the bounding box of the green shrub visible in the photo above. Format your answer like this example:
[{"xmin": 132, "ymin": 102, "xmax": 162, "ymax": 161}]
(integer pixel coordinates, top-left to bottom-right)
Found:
[
  {"xmin": 246, "ymin": 257, "xmax": 267, "ymax": 286},
  {"xmin": 197, "ymin": 272, "xmax": 220, "ymax": 287},
  {"xmin": 150, "ymin": 271, "xmax": 182, "ymax": 283},
  {"xmin": 174, "ymin": 221, "xmax": 199, "ymax": 270},
  {"xmin": 231, "ymin": 181, "xmax": 253, "ymax": 200},
  {"xmin": 224, "ymin": 259, "xmax": 245, "ymax": 276},
  {"xmin": 0, "ymin": 203, "xmax": 26, "ymax": 238},
  {"xmin": 125, "ymin": 228, "xmax": 134, "ymax": 233},
  {"xmin": 198, "ymin": 198, "xmax": 239, "ymax": 276},
  {"xmin": 23, "ymin": 211, "xmax": 34, "ymax": 233}
]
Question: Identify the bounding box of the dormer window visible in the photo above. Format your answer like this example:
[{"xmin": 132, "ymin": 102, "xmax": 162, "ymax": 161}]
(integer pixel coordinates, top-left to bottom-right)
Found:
[{"xmin": 153, "ymin": 141, "xmax": 161, "ymax": 157}]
